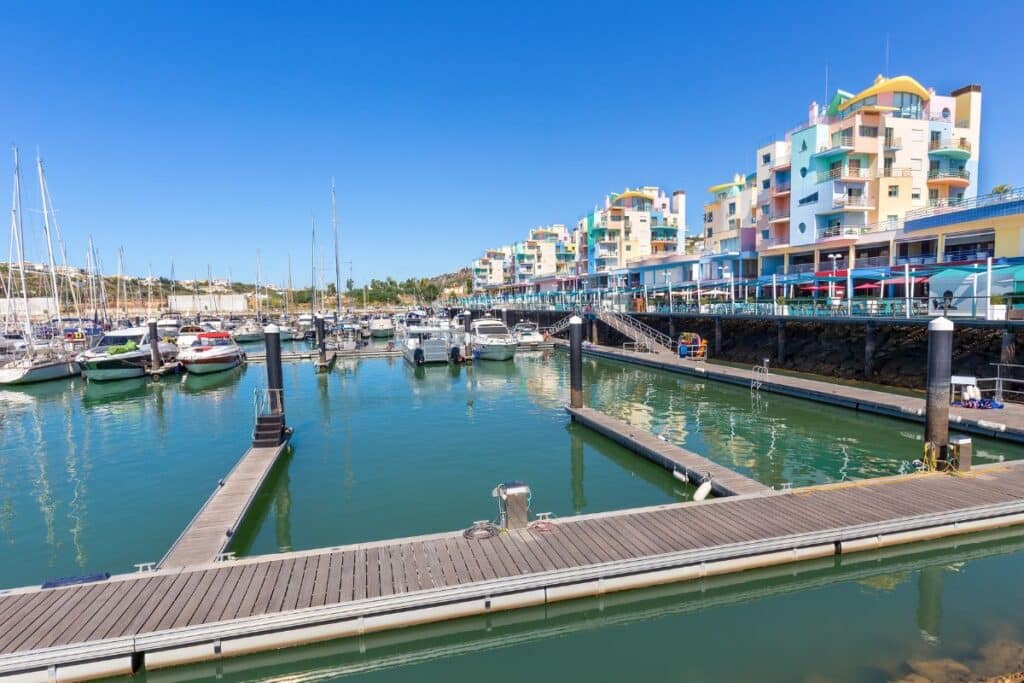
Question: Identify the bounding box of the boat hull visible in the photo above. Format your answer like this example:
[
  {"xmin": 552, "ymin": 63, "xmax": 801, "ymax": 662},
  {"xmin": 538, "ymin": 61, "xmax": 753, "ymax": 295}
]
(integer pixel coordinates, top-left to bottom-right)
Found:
[
  {"xmin": 473, "ymin": 343, "xmax": 516, "ymax": 361},
  {"xmin": 181, "ymin": 356, "xmax": 243, "ymax": 375},
  {"xmin": 0, "ymin": 360, "xmax": 80, "ymax": 385},
  {"xmin": 232, "ymin": 332, "xmax": 264, "ymax": 343},
  {"xmin": 370, "ymin": 328, "xmax": 395, "ymax": 338},
  {"xmin": 81, "ymin": 354, "xmax": 148, "ymax": 382}
]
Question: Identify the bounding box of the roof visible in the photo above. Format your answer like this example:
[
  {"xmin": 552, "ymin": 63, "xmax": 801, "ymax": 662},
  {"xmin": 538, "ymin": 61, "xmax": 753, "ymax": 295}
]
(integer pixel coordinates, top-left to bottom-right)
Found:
[
  {"xmin": 610, "ymin": 190, "xmax": 655, "ymax": 204},
  {"xmin": 707, "ymin": 174, "xmax": 746, "ymax": 194},
  {"xmin": 838, "ymin": 74, "xmax": 930, "ymax": 112}
]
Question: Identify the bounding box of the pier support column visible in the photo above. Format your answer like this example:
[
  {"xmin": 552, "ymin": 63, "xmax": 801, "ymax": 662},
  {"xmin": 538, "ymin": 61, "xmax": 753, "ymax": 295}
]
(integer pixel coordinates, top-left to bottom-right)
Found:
[
  {"xmin": 569, "ymin": 315, "xmax": 583, "ymax": 409},
  {"xmin": 714, "ymin": 317, "xmax": 722, "ymax": 356},
  {"xmin": 462, "ymin": 309, "xmax": 472, "ymax": 358},
  {"xmin": 590, "ymin": 319, "xmax": 599, "ymax": 345},
  {"xmin": 864, "ymin": 322, "xmax": 877, "ymax": 377},
  {"xmin": 147, "ymin": 318, "xmax": 162, "ymax": 369},
  {"xmin": 925, "ymin": 317, "xmax": 953, "ymax": 469},
  {"xmin": 314, "ymin": 316, "xmax": 326, "ymax": 364},
  {"xmin": 264, "ymin": 324, "xmax": 285, "ymax": 416},
  {"xmin": 668, "ymin": 316, "xmax": 676, "ymax": 342},
  {"xmin": 501, "ymin": 307, "xmax": 509, "ymax": 327},
  {"xmin": 1001, "ymin": 327, "xmax": 1016, "ymax": 364},
  {"xmin": 776, "ymin": 321, "xmax": 785, "ymax": 364}
]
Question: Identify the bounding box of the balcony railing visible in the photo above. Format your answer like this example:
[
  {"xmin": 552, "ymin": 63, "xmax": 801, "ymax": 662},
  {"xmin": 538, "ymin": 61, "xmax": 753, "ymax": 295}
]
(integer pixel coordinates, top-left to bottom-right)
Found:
[
  {"xmin": 772, "ymin": 181, "xmax": 791, "ymax": 194},
  {"xmin": 817, "ymin": 167, "xmax": 869, "ymax": 183},
  {"xmin": 880, "ymin": 167, "xmax": 912, "ymax": 178},
  {"xmin": 927, "ymin": 169, "xmax": 971, "ymax": 181},
  {"xmin": 818, "ymin": 135, "xmax": 854, "ymax": 153},
  {"xmin": 768, "ymin": 212, "xmax": 790, "ymax": 222},
  {"xmin": 759, "ymin": 237, "xmax": 788, "ymax": 248},
  {"xmin": 833, "ymin": 195, "xmax": 872, "ymax": 208},
  {"xmin": 771, "ymin": 155, "xmax": 791, "ymax": 169},
  {"xmin": 929, "ymin": 138, "xmax": 972, "ymax": 153},
  {"xmin": 884, "ymin": 135, "xmax": 902, "ymax": 148},
  {"xmin": 819, "ymin": 224, "xmax": 861, "ymax": 239},
  {"xmin": 789, "ymin": 263, "xmax": 816, "ymax": 273},
  {"xmin": 905, "ymin": 186, "xmax": 1024, "ymax": 223},
  {"xmin": 942, "ymin": 247, "xmax": 994, "ymax": 263},
  {"xmin": 894, "ymin": 255, "xmax": 938, "ymax": 266},
  {"xmin": 853, "ymin": 255, "xmax": 891, "ymax": 268}
]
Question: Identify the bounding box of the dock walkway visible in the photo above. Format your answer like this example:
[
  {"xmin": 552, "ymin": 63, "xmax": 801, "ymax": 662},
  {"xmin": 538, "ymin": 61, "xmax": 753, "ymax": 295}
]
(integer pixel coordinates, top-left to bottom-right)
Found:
[
  {"xmin": 247, "ymin": 349, "xmax": 401, "ymax": 363},
  {"xmin": 566, "ymin": 405, "xmax": 769, "ymax": 496},
  {"xmin": 160, "ymin": 441, "xmax": 290, "ymax": 569},
  {"xmin": 568, "ymin": 342, "xmax": 1024, "ymax": 443},
  {"xmin": 4, "ymin": 463, "xmax": 1024, "ymax": 679}
]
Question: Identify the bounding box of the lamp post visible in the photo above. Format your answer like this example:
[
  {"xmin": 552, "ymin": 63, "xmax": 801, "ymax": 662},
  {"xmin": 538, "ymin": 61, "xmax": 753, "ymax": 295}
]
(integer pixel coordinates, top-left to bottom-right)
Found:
[
  {"xmin": 827, "ymin": 253, "xmax": 841, "ymax": 301},
  {"xmin": 664, "ymin": 271, "xmax": 672, "ymax": 314}
]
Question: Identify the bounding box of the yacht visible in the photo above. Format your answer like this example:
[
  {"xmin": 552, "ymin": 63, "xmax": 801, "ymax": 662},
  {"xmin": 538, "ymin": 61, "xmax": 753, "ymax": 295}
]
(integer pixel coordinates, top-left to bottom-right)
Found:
[
  {"xmin": 368, "ymin": 316, "xmax": 395, "ymax": 338},
  {"xmin": 469, "ymin": 318, "xmax": 517, "ymax": 361},
  {"xmin": 178, "ymin": 332, "xmax": 245, "ymax": 375},
  {"xmin": 175, "ymin": 323, "xmax": 211, "ymax": 350},
  {"xmin": 403, "ymin": 325, "xmax": 454, "ymax": 365},
  {"xmin": 156, "ymin": 316, "xmax": 182, "ymax": 340},
  {"xmin": 230, "ymin": 321, "xmax": 265, "ymax": 343},
  {"xmin": 77, "ymin": 327, "xmax": 178, "ymax": 381},
  {"xmin": 512, "ymin": 321, "xmax": 546, "ymax": 350},
  {"xmin": 0, "ymin": 345, "xmax": 80, "ymax": 385}
]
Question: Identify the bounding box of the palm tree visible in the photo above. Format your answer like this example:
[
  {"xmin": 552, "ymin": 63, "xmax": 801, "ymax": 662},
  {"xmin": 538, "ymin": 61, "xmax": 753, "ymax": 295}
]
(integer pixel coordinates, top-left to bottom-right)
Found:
[{"xmin": 992, "ymin": 184, "xmax": 1013, "ymax": 194}]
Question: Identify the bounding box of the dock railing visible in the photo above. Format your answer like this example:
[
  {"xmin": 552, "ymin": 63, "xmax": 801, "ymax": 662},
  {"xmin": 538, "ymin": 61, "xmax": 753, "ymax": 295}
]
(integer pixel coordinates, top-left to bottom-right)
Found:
[
  {"xmin": 253, "ymin": 387, "xmax": 285, "ymax": 420},
  {"xmin": 978, "ymin": 363, "xmax": 1024, "ymax": 402}
]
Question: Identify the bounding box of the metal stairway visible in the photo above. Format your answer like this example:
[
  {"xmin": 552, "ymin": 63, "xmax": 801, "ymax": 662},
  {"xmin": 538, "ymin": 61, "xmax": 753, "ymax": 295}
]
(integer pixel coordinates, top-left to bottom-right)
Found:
[
  {"xmin": 547, "ymin": 314, "xmax": 576, "ymax": 336},
  {"xmin": 596, "ymin": 311, "xmax": 675, "ymax": 355}
]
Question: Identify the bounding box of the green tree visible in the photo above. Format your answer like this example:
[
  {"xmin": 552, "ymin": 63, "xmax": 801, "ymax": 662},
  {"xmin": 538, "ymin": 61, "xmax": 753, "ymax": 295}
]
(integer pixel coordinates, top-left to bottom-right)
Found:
[{"xmin": 992, "ymin": 184, "xmax": 1013, "ymax": 194}]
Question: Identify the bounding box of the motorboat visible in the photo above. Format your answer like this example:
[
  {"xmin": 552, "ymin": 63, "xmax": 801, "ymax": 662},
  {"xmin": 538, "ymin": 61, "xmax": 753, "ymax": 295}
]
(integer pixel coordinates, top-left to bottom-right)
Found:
[
  {"xmin": 469, "ymin": 318, "xmax": 517, "ymax": 361},
  {"xmin": 175, "ymin": 323, "xmax": 213, "ymax": 349},
  {"xmin": 368, "ymin": 316, "xmax": 395, "ymax": 338},
  {"xmin": 178, "ymin": 332, "xmax": 245, "ymax": 375},
  {"xmin": 156, "ymin": 316, "xmax": 182, "ymax": 340},
  {"xmin": 403, "ymin": 325, "xmax": 454, "ymax": 365},
  {"xmin": 77, "ymin": 327, "xmax": 179, "ymax": 382},
  {"xmin": 512, "ymin": 321, "xmax": 546, "ymax": 350},
  {"xmin": 231, "ymin": 321, "xmax": 265, "ymax": 343}
]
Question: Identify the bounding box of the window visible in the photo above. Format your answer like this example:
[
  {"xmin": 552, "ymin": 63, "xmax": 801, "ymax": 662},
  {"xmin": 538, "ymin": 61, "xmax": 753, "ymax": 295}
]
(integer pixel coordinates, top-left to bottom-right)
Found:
[
  {"xmin": 728, "ymin": 202, "xmax": 736, "ymax": 216},
  {"xmin": 941, "ymin": 107, "xmax": 950, "ymax": 119},
  {"xmin": 762, "ymin": 153, "xmax": 771, "ymax": 164},
  {"xmin": 912, "ymin": 189, "xmax": 921, "ymax": 200},
  {"xmin": 887, "ymin": 214, "xmax": 899, "ymax": 223},
  {"xmin": 761, "ymin": 204, "xmax": 770, "ymax": 215},
  {"xmin": 859, "ymin": 126, "xmax": 878, "ymax": 137},
  {"xmin": 762, "ymin": 179, "xmax": 770, "ymax": 190},
  {"xmin": 893, "ymin": 92, "xmax": 923, "ymax": 119},
  {"xmin": 929, "ymin": 189, "xmax": 939, "ymax": 202},
  {"xmin": 761, "ymin": 230, "xmax": 769, "ymax": 239},
  {"xmin": 800, "ymin": 166, "xmax": 808, "ymax": 178},
  {"xmin": 798, "ymin": 222, "xmax": 807, "ymax": 234},
  {"xmin": 888, "ymin": 185, "xmax": 899, "ymax": 197},
  {"xmin": 801, "ymin": 140, "xmax": 807, "ymax": 152}
]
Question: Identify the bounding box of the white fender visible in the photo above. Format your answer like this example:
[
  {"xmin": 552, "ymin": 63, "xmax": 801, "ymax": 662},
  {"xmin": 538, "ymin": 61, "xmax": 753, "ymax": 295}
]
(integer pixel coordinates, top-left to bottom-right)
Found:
[{"xmin": 694, "ymin": 480, "xmax": 713, "ymax": 501}]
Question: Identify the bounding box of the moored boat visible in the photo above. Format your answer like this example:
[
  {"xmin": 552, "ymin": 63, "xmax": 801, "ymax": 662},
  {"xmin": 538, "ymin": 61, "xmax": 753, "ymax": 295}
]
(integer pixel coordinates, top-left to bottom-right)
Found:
[
  {"xmin": 0, "ymin": 350, "xmax": 80, "ymax": 385},
  {"xmin": 403, "ymin": 325, "xmax": 454, "ymax": 365},
  {"xmin": 469, "ymin": 318, "xmax": 517, "ymax": 361},
  {"xmin": 231, "ymin": 321, "xmax": 265, "ymax": 343},
  {"xmin": 369, "ymin": 316, "xmax": 395, "ymax": 338},
  {"xmin": 78, "ymin": 327, "xmax": 178, "ymax": 381},
  {"xmin": 512, "ymin": 321, "xmax": 546, "ymax": 350},
  {"xmin": 179, "ymin": 332, "xmax": 245, "ymax": 375}
]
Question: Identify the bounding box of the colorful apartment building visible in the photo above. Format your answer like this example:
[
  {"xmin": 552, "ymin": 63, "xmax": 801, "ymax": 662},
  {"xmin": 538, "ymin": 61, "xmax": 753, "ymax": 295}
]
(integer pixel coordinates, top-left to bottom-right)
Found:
[
  {"xmin": 576, "ymin": 187, "xmax": 686, "ymax": 277},
  {"xmin": 752, "ymin": 75, "xmax": 983, "ymax": 276},
  {"xmin": 702, "ymin": 173, "xmax": 759, "ymax": 282}
]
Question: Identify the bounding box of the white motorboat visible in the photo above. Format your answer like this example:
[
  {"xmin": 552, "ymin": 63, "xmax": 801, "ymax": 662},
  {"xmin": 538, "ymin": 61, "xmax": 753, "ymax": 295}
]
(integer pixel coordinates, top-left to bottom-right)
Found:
[
  {"xmin": 469, "ymin": 318, "xmax": 517, "ymax": 361},
  {"xmin": 369, "ymin": 316, "xmax": 395, "ymax": 338},
  {"xmin": 512, "ymin": 321, "xmax": 546, "ymax": 350},
  {"xmin": 77, "ymin": 327, "xmax": 178, "ymax": 381},
  {"xmin": 179, "ymin": 332, "xmax": 245, "ymax": 375},
  {"xmin": 156, "ymin": 317, "xmax": 181, "ymax": 340},
  {"xmin": 175, "ymin": 324, "xmax": 212, "ymax": 350},
  {"xmin": 231, "ymin": 321, "xmax": 265, "ymax": 343},
  {"xmin": 403, "ymin": 325, "xmax": 454, "ymax": 365}
]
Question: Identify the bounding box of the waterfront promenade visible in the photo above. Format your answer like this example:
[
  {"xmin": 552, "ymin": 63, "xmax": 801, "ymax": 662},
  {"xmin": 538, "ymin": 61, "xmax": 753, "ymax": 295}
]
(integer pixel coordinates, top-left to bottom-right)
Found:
[{"xmin": 3, "ymin": 460, "xmax": 1024, "ymax": 679}]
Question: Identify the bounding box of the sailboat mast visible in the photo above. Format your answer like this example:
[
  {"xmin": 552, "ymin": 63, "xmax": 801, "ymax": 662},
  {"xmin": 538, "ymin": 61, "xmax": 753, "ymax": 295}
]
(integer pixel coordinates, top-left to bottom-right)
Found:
[
  {"xmin": 255, "ymin": 250, "xmax": 261, "ymax": 321},
  {"xmin": 35, "ymin": 152, "xmax": 63, "ymax": 332},
  {"xmin": 287, "ymin": 254, "xmax": 292, "ymax": 320},
  {"xmin": 310, "ymin": 215, "xmax": 316, "ymax": 315},
  {"xmin": 10, "ymin": 147, "xmax": 32, "ymax": 348},
  {"xmin": 40, "ymin": 160, "xmax": 82, "ymax": 324},
  {"xmin": 331, "ymin": 178, "xmax": 341, "ymax": 320}
]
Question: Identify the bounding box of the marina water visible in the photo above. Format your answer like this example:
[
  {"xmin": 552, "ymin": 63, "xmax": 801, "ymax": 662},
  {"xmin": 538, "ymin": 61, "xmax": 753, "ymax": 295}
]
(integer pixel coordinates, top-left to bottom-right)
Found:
[{"xmin": 1, "ymin": 349, "xmax": 1023, "ymax": 680}]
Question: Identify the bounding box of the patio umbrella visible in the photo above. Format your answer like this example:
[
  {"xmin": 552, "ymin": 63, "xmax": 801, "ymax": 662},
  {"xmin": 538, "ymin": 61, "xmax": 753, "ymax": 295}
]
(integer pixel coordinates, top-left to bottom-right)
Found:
[{"xmin": 854, "ymin": 282, "xmax": 882, "ymax": 290}]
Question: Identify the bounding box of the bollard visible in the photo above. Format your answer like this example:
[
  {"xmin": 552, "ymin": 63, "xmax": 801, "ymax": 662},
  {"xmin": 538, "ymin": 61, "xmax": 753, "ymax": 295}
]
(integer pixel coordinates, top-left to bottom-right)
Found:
[
  {"xmin": 264, "ymin": 324, "xmax": 285, "ymax": 416},
  {"xmin": 569, "ymin": 315, "xmax": 583, "ymax": 409},
  {"xmin": 950, "ymin": 435, "xmax": 972, "ymax": 472},
  {"xmin": 147, "ymin": 318, "xmax": 163, "ymax": 369},
  {"xmin": 924, "ymin": 316, "xmax": 953, "ymax": 469}
]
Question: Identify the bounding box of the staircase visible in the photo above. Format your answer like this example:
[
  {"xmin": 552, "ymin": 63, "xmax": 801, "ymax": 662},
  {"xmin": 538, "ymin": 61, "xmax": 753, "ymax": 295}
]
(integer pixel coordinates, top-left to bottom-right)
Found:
[
  {"xmin": 597, "ymin": 311, "xmax": 676, "ymax": 355},
  {"xmin": 547, "ymin": 314, "xmax": 576, "ymax": 336},
  {"xmin": 252, "ymin": 413, "xmax": 286, "ymax": 448}
]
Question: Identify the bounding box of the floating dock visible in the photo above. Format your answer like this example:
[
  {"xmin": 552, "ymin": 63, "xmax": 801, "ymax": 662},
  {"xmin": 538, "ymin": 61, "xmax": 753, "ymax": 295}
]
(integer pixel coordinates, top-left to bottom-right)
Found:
[
  {"xmin": 4, "ymin": 462, "xmax": 1024, "ymax": 680},
  {"xmin": 159, "ymin": 439, "xmax": 291, "ymax": 569},
  {"xmin": 246, "ymin": 349, "xmax": 401, "ymax": 363},
  {"xmin": 565, "ymin": 342, "xmax": 1024, "ymax": 443},
  {"xmin": 566, "ymin": 405, "xmax": 770, "ymax": 496}
]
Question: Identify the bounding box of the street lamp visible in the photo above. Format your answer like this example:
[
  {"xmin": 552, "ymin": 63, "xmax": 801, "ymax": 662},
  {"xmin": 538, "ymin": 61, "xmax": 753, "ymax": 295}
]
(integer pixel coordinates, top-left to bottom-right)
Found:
[
  {"xmin": 664, "ymin": 270, "xmax": 672, "ymax": 313},
  {"xmin": 827, "ymin": 253, "xmax": 842, "ymax": 299}
]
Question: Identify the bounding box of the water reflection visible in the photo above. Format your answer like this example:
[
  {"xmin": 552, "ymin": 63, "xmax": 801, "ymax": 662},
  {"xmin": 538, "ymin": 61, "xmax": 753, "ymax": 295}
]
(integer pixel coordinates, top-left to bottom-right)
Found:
[
  {"xmin": 143, "ymin": 526, "xmax": 1024, "ymax": 683},
  {"xmin": 179, "ymin": 366, "xmax": 245, "ymax": 396},
  {"xmin": 570, "ymin": 427, "xmax": 586, "ymax": 513},
  {"xmin": 82, "ymin": 378, "xmax": 150, "ymax": 408}
]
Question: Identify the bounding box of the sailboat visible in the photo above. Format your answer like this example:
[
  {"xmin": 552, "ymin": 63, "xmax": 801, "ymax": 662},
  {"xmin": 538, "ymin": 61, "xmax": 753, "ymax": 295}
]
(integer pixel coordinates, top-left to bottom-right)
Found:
[{"xmin": 0, "ymin": 147, "xmax": 80, "ymax": 385}]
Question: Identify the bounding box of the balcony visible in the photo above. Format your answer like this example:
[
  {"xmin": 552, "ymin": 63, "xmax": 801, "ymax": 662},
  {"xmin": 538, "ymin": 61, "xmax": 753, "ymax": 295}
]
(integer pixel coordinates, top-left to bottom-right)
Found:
[
  {"xmin": 817, "ymin": 167, "xmax": 869, "ymax": 183},
  {"xmin": 832, "ymin": 195, "xmax": 873, "ymax": 210},
  {"xmin": 771, "ymin": 155, "xmax": 791, "ymax": 170},
  {"xmin": 768, "ymin": 212, "xmax": 790, "ymax": 224},
  {"xmin": 927, "ymin": 169, "xmax": 971, "ymax": 186},
  {"xmin": 759, "ymin": 237, "xmax": 789, "ymax": 249},
  {"xmin": 928, "ymin": 138, "xmax": 972, "ymax": 159},
  {"xmin": 854, "ymin": 255, "xmax": 891, "ymax": 268},
  {"xmin": 880, "ymin": 167, "xmax": 913, "ymax": 178},
  {"xmin": 790, "ymin": 263, "xmax": 816, "ymax": 274},
  {"xmin": 819, "ymin": 224, "xmax": 862, "ymax": 239},
  {"xmin": 942, "ymin": 247, "xmax": 994, "ymax": 263},
  {"xmin": 884, "ymin": 135, "xmax": 902, "ymax": 150},
  {"xmin": 894, "ymin": 255, "xmax": 938, "ymax": 266},
  {"xmin": 772, "ymin": 181, "xmax": 791, "ymax": 195},
  {"xmin": 813, "ymin": 135, "xmax": 854, "ymax": 158}
]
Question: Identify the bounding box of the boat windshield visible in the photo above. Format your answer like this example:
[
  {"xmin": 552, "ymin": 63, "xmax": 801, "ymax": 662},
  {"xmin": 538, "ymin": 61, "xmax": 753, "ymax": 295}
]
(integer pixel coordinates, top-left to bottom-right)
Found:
[
  {"xmin": 98, "ymin": 334, "xmax": 144, "ymax": 348},
  {"xmin": 515, "ymin": 324, "xmax": 537, "ymax": 333},
  {"xmin": 475, "ymin": 324, "xmax": 508, "ymax": 336}
]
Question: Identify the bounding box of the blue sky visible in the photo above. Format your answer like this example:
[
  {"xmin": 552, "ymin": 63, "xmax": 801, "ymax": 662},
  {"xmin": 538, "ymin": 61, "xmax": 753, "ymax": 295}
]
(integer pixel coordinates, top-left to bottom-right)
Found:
[{"xmin": 4, "ymin": 1, "xmax": 1024, "ymax": 286}]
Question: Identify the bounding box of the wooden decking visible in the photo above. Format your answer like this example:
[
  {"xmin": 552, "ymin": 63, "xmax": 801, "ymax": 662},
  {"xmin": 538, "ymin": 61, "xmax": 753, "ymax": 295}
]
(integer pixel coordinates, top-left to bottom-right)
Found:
[
  {"xmin": 160, "ymin": 441, "xmax": 290, "ymax": 568},
  {"xmin": 571, "ymin": 342, "xmax": 1024, "ymax": 443},
  {"xmin": 4, "ymin": 463, "xmax": 1024, "ymax": 679},
  {"xmin": 566, "ymin": 405, "xmax": 770, "ymax": 496}
]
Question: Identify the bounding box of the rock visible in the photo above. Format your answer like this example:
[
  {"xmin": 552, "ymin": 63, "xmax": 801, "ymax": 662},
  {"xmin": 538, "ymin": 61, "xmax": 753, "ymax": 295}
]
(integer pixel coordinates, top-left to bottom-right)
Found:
[
  {"xmin": 970, "ymin": 640, "xmax": 1024, "ymax": 678},
  {"xmin": 906, "ymin": 657, "xmax": 972, "ymax": 682}
]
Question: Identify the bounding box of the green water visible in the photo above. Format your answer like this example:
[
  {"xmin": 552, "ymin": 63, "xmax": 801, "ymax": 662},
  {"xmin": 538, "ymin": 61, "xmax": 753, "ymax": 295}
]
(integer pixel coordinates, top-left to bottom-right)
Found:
[{"xmin": 1, "ymin": 350, "xmax": 1024, "ymax": 680}]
